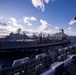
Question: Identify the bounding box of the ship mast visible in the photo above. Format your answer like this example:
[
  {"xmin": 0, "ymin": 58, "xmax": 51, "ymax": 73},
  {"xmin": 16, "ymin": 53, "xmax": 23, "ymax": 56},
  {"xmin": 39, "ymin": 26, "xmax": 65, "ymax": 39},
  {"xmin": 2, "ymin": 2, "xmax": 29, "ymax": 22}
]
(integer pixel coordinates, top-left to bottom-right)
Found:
[{"xmin": 17, "ymin": 28, "xmax": 21, "ymax": 34}]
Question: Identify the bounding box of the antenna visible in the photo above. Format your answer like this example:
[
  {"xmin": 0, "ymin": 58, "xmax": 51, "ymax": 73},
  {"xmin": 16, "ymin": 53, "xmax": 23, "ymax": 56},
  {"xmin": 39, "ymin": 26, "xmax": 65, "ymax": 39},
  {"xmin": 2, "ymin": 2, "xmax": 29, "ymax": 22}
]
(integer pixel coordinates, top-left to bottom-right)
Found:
[{"xmin": 17, "ymin": 28, "xmax": 21, "ymax": 34}]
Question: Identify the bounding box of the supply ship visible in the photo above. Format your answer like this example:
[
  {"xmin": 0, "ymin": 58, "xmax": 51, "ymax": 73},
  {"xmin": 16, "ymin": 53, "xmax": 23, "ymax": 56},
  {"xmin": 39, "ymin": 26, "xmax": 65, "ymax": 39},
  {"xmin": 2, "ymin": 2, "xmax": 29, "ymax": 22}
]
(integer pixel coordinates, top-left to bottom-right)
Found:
[{"xmin": 0, "ymin": 29, "xmax": 70, "ymax": 52}]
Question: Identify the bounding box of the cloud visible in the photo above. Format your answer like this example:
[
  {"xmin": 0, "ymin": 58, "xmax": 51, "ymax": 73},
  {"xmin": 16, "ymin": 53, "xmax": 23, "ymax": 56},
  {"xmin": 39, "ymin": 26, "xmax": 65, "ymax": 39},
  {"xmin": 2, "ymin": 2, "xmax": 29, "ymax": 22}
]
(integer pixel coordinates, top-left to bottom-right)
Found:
[
  {"xmin": 38, "ymin": 19, "xmax": 48, "ymax": 31},
  {"xmin": 9, "ymin": 17, "xmax": 23, "ymax": 28},
  {"xmin": 69, "ymin": 17, "xmax": 76, "ymax": 25},
  {"xmin": 8, "ymin": 17, "xmax": 25, "ymax": 32},
  {"xmin": 24, "ymin": 28, "xmax": 53, "ymax": 35},
  {"xmin": 9, "ymin": 17, "xmax": 17, "ymax": 23},
  {"xmin": 9, "ymin": 17, "xmax": 19, "ymax": 27},
  {"xmin": 55, "ymin": 26, "xmax": 59, "ymax": 30},
  {"xmin": 0, "ymin": 21, "xmax": 7, "ymax": 26},
  {"xmin": 0, "ymin": 24, "xmax": 10, "ymax": 36},
  {"xmin": 0, "ymin": 17, "xmax": 7, "ymax": 20},
  {"xmin": 8, "ymin": 17, "xmax": 52, "ymax": 35},
  {"xmin": 6, "ymin": 25, "xmax": 18, "ymax": 32},
  {"xmin": 0, "ymin": 17, "xmax": 64, "ymax": 36},
  {"xmin": 65, "ymin": 27, "xmax": 76, "ymax": 36},
  {"xmin": 24, "ymin": 17, "xmax": 29, "ymax": 23},
  {"xmin": 0, "ymin": 29, "xmax": 10, "ymax": 37},
  {"xmin": 0, "ymin": 17, "xmax": 3, "ymax": 19},
  {"xmin": 66, "ymin": 27, "xmax": 72, "ymax": 34},
  {"xmin": 23, "ymin": 16, "xmax": 37, "ymax": 26},
  {"xmin": 31, "ymin": 0, "xmax": 51, "ymax": 12},
  {"xmin": 0, "ymin": 29, "xmax": 9, "ymax": 33},
  {"xmin": 69, "ymin": 20, "xmax": 76, "ymax": 25},
  {"xmin": 67, "ymin": 27, "xmax": 72, "ymax": 31},
  {"xmin": 41, "ymin": 29, "xmax": 53, "ymax": 34},
  {"xmin": 23, "ymin": 19, "xmax": 52, "ymax": 34},
  {"xmin": 24, "ymin": 17, "xmax": 32, "ymax": 26},
  {"xmin": 30, "ymin": 17, "xmax": 37, "ymax": 21}
]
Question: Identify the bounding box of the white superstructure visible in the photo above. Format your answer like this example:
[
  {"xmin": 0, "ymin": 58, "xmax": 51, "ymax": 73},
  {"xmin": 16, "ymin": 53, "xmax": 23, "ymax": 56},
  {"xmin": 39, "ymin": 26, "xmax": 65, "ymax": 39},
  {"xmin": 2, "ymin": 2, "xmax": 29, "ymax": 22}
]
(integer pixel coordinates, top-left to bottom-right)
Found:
[{"xmin": 53, "ymin": 29, "xmax": 68, "ymax": 41}]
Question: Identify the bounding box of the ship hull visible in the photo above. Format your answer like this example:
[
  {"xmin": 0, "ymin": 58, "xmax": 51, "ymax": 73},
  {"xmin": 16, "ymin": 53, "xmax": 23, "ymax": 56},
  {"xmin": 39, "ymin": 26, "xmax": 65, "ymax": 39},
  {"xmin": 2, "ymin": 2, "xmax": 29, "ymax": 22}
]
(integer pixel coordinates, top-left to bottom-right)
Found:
[{"xmin": 0, "ymin": 40, "xmax": 70, "ymax": 52}]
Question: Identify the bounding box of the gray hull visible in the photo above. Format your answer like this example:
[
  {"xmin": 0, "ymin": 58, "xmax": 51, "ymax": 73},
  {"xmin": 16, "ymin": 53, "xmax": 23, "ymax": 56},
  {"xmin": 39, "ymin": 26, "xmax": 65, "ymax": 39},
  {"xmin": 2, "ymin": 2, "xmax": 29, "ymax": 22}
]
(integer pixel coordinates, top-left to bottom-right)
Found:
[{"xmin": 0, "ymin": 40, "xmax": 70, "ymax": 52}]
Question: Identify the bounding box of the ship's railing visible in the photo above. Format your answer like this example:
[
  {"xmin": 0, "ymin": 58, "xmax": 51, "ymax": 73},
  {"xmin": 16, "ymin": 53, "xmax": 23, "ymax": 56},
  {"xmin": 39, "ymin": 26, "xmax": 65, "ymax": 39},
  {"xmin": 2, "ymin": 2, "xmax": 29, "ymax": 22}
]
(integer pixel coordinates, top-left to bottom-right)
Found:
[
  {"xmin": 0, "ymin": 55, "xmax": 52, "ymax": 75},
  {"xmin": 0, "ymin": 45, "xmax": 76, "ymax": 75}
]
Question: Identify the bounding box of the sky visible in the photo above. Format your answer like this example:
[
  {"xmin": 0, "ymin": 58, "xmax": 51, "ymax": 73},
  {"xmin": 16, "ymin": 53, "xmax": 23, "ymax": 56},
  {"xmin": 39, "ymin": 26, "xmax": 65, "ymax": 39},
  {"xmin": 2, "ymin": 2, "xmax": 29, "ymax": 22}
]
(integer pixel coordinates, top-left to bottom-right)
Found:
[{"xmin": 0, "ymin": 0, "xmax": 76, "ymax": 37}]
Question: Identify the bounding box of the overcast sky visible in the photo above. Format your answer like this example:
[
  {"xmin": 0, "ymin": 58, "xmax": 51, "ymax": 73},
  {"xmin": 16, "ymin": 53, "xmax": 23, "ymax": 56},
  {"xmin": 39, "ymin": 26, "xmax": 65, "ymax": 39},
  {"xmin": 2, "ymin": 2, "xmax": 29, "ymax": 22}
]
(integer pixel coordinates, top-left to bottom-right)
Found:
[{"xmin": 0, "ymin": 0, "xmax": 76, "ymax": 36}]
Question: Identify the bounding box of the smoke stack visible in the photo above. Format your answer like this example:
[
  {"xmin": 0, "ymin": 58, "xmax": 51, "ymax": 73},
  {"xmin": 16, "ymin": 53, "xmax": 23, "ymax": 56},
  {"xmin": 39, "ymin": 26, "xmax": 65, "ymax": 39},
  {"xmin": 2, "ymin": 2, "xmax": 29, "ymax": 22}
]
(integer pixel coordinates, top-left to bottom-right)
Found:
[{"xmin": 60, "ymin": 29, "xmax": 64, "ymax": 33}]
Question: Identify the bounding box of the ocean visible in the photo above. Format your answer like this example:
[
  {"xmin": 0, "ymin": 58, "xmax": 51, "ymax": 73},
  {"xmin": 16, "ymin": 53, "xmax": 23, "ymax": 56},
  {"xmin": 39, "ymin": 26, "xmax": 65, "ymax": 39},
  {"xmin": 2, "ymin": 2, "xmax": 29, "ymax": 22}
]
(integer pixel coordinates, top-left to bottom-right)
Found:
[{"xmin": 69, "ymin": 36, "xmax": 76, "ymax": 45}]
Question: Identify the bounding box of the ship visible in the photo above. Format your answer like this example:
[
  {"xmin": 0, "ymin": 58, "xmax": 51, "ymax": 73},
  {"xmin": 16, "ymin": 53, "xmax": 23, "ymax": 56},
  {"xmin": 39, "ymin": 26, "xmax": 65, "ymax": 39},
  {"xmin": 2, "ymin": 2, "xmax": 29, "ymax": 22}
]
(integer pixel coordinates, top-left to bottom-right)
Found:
[{"xmin": 0, "ymin": 29, "xmax": 70, "ymax": 52}]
